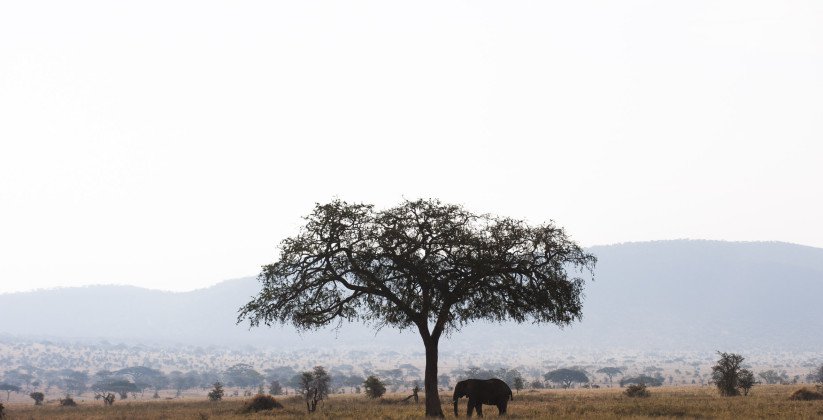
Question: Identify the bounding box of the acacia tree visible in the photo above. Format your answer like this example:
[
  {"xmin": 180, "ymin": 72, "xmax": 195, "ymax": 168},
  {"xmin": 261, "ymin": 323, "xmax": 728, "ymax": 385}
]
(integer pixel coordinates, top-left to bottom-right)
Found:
[
  {"xmin": 544, "ymin": 368, "xmax": 589, "ymax": 389},
  {"xmin": 238, "ymin": 199, "xmax": 596, "ymax": 417},
  {"xmin": 596, "ymin": 367, "xmax": 623, "ymax": 386}
]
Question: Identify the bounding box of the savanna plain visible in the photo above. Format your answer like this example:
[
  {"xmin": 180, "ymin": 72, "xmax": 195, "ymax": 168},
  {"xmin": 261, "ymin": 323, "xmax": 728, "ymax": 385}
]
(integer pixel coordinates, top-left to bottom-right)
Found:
[{"xmin": 4, "ymin": 386, "xmax": 823, "ymax": 419}]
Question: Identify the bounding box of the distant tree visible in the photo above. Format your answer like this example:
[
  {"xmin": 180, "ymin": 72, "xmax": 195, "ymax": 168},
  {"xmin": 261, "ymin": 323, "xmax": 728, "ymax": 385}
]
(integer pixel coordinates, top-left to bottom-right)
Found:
[
  {"xmin": 544, "ymin": 369, "xmax": 589, "ymax": 389},
  {"xmin": 530, "ymin": 380, "xmax": 545, "ymax": 389},
  {"xmin": 269, "ymin": 380, "xmax": 283, "ymax": 396},
  {"xmin": 619, "ymin": 375, "xmax": 663, "ymax": 387},
  {"xmin": 93, "ymin": 379, "xmax": 138, "ymax": 400},
  {"xmin": 29, "ymin": 391, "xmax": 44, "ymax": 405},
  {"xmin": 737, "ymin": 369, "xmax": 757, "ymax": 396},
  {"xmin": 758, "ymin": 370, "xmax": 786, "ymax": 385},
  {"xmin": 438, "ymin": 374, "xmax": 451, "ymax": 389},
  {"xmin": 298, "ymin": 366, "xmax": 330, "ymax": 412},
  {"xmin": 596, "ymin": 367, "xmax": 623, "ymax": 385},
  {"xmin": 207, "ymin": 382, "xmax": 224, "ymax": 402},
  {"xmin": 711, "ymin": 352, "xmax": 745, "ymax": 396},
  {"xmin": 113, "ymin": 367, "xmax": 166, "ymax": 397},
  {"xmin": 0, "ymin": 384, "xmax": 21, "ymax": 401},
  {"xmin": 59, "ymin": 395, "xmax": 78, "ymax": 407},
  {"xmin": 363, "ymin": 375, "xmax": 386, "ymax": 399},
  {"xmin": 812, "ymin": 364, "xmax": 823, "ymax": 391},
  {"xmin": 512, "ymin": 375, "xmax": 525, "ymax": 394},
  {"xmin": 224, "ymin": 364, "xmax": 264, "ymax": 390},
  {"xmin": 238, "ymin": 199, "xmax": 596, "ymax": 417}
]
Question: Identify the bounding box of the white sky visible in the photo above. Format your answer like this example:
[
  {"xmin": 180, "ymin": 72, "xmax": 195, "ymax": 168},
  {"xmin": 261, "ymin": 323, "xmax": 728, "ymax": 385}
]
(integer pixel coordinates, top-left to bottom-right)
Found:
[{"xmin": 1, "ymin": 1, "xmax": 821, "ymax": 294}]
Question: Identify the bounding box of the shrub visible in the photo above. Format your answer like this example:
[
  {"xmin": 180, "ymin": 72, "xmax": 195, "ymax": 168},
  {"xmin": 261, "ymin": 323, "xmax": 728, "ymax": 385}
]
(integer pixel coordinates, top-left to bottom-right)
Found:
[
  {"xmin": 624, "ymin": 383, "xmax": 650, "ymax": 398},
  {"xmin": 241, "ymin": 394, "xmax": 283, "ymax": 413},
  {"xmin": 29, "ymin": 391, "xmax": 45, "ymax": 405},
  {"xmin": 789, "ymin": 388, "xmax": 823, "ymax": 401},
  {"xmin": 363, "ymin": 375, "xmax": 386, "ymax": 399},
  {"xmin": 711, "ymin": 352, "xmax": 745, "ymax": 397},
  {"xmin": 60, "ymin": 396, "xmax": 78, "ymax": 407},
  {"xmin": 207, "ymin": 382, "xmax": 225, "ymax": 402}
]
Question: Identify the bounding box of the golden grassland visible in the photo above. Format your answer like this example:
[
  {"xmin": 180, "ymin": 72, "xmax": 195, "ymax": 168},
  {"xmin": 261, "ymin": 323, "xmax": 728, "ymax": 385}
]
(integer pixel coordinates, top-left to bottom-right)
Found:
[{"xmin": 3, "ymin": 385, "xmax": 823, "ymax": 419}]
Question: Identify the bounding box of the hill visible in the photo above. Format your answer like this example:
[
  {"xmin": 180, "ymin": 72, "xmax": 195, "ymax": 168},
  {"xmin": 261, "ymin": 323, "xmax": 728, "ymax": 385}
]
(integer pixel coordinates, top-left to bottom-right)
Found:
[{"xmin": 1, "ymin": 240, "xmax": 821, "ymax": 351}]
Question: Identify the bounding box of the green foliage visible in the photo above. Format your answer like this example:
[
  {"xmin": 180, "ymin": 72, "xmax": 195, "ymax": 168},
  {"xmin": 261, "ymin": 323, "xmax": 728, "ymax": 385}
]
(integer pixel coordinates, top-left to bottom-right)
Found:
[
  {"xmin": 711, "ymin": 352, "xmax": 745, "ymax": 397},
  {"xmin": 207, "ymin": 382, "xmax": 224, "ymax": 402},
  {"xmin": 29, "ymin": 391, "xmax": 45, "ymax": 405},
  {"xmin": 544, "ymin": 369, "xmax": 589, "ymax": 389},
  {"xmin": 624, "ymin": 383, "xmax": 650, "ymax": 397},
  {"xmin": 363, "ymin": 376, "xmax": 386, "ymax": 399}
]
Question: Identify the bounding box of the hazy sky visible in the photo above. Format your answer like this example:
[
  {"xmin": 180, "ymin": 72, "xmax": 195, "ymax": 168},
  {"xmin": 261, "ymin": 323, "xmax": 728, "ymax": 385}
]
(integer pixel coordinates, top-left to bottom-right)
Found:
[{"xmin": 1, "ymin": 1, "xmax": 821, "ymax": 294}]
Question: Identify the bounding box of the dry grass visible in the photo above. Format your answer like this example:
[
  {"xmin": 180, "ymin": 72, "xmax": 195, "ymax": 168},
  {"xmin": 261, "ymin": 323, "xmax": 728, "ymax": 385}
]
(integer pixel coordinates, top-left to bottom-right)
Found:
[{"xmin": 3, "ymin": 386, "xmax": 823, "ymax": 419}]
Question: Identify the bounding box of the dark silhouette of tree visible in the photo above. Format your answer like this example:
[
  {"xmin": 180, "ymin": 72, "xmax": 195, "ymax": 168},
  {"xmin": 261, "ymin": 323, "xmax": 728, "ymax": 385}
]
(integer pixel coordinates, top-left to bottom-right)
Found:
[
  {"xmin": 738, "ymin": 369, "xmax": 757, "ymax": 396},
  {"xmin": 238, "ymin": 199, "xmax": 596, "ymax": 417},
  {"xmin": 363, "ymin": 375, "xmax": 386, "ymax": 399},
  {"xmin": 298, "ymin": 366, "xmax": 330, "ymax": 412},
  {"xmin": 544, "ymin": 368, "xmax": 589, "ymax": 389},
  {"xmin": 596, "ymin": 367, "xmax": 623, "ymax": 385},
  {"xmin": 512, "ymin": 375, "xmax": 525, "ymax": 394},
  {"xmin": 207, "ymin": 382, "xmax": 224, "ymax": 402},
  {"xmin": 29, "ymin": 391, "xmax": 44, "ymax": 405},
  {"xmin": 711, "ymin": 352, "xmax": 745, "ymax": 396}
]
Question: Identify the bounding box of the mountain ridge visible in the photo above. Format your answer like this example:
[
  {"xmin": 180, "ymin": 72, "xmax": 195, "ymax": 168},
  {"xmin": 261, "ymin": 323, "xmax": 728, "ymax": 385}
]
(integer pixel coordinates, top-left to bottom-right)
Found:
[{"xmin": 1, "ymin": 240, "xmax": 821, "ymax": 351}]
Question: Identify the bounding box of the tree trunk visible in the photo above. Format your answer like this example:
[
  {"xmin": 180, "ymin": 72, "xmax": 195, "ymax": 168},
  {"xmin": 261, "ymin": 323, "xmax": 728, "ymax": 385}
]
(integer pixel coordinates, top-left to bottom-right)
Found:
[{"xmin": 423, "ymin": 338, "xmax": 444, "ymax": 417}]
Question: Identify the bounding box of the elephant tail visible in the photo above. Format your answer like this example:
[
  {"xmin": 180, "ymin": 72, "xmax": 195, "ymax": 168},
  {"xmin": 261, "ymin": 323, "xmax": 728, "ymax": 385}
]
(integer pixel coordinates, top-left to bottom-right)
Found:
[{"xmin": 510, "ymin": 389, "xmax": 513, "ymax": 401}]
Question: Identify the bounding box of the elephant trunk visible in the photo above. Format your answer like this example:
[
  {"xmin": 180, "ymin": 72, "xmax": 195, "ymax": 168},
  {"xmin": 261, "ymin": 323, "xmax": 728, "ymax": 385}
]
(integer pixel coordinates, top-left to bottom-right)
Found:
[{"xmin": 453, "ymin": 399, "xmax": 459, "ymax": 416}]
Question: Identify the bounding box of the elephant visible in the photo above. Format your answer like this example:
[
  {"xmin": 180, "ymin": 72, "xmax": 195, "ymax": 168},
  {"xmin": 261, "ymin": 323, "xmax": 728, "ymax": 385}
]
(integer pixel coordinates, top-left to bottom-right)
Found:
[{"xmin": 452, "ymin": 378, "xmax": 513, "ymax": 417}]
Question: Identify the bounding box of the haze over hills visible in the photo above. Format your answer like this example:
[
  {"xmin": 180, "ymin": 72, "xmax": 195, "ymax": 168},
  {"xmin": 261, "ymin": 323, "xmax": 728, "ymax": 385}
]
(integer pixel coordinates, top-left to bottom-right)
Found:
[{"xmin": 1, "ymin": 240, "xmax": 821, "ymax": 352}]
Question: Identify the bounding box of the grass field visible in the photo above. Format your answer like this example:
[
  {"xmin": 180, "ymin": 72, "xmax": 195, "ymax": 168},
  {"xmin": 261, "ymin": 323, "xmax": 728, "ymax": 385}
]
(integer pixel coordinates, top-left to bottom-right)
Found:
[{"xmin": 3, "ymin": 386, "xmax": 822, "ymax": 419}]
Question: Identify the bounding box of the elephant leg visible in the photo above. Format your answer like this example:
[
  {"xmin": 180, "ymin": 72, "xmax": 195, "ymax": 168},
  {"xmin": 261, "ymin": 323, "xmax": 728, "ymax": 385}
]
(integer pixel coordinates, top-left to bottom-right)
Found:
[
  {"xmin": 467, "ymin": 399, "xmax": 475, "ymax": 417},
  {"xmin": 498, "ymin": 400, "xmax": 507, "ymax": 415},
  {"xmin": 476, "ymin": 402, "xmax": 483, "ymax": 417}
]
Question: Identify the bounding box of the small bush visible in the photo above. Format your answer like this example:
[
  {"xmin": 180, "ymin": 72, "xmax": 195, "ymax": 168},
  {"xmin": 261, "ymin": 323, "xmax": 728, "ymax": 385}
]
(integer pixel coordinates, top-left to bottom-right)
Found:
[
  {"xmin": 30, "ymin": 391, "xmax": 45, "ymax": 405},
  {"xmin": 789, "ymin": 388, "xmax": 823, "ymax": 401},
  {"xmin": 625, "ymin": 383, "xmax": 650, "ymax": 398},
  {"xmin": 241, "ymin": 394, "xmax": 284, "ymax": 413},
  {"xmin": 60, "ymin": 396, "xmax": 78, "ymax": 407},
  {"xmin": 363, "ymin": 375, "xmax": 387, "ymax": 399}
]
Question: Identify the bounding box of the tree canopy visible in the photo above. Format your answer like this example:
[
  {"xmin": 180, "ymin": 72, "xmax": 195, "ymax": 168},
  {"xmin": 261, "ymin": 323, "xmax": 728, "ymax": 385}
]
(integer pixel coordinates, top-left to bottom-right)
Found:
[
  {"xmin": 239, "ymin": 199, "xmax": 596, "ymax": 416},
  {"xmin": 544, "ymin": 368, "xmax": 589, "ymax": 388}
]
